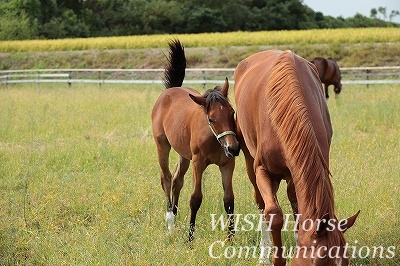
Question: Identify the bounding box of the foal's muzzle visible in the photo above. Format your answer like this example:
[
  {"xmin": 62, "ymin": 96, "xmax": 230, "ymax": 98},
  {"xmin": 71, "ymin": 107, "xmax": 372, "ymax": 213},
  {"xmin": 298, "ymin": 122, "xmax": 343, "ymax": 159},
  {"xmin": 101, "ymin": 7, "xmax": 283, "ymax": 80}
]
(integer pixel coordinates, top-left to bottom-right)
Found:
[
  {"xmin": 208, "ymin": 122, "xmax": 240, "ymax": 158},
  {"xmin": 220, "ymin": 135, "xmax": 240, "ymax": 158},
  {"xmin": 224, "ymin": 142, "xmax": 240, "ymax": 158}
]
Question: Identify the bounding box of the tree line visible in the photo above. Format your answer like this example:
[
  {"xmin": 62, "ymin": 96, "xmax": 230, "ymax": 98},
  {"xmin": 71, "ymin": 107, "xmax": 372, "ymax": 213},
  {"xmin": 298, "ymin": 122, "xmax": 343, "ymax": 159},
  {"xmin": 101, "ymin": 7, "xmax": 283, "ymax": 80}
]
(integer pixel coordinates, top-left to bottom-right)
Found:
[{"xmin": 0, "ymin": 0, "xmax": 398, "ymax": 41}]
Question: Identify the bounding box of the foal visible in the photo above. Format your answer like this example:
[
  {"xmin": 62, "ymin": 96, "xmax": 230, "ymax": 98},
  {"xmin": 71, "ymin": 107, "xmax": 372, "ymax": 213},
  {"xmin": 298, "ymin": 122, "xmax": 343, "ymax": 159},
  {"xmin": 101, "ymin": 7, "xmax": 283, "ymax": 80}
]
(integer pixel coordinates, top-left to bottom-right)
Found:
[{"xmin": 152, "ymin": 39, "xmax": 240, "ymax": 241}]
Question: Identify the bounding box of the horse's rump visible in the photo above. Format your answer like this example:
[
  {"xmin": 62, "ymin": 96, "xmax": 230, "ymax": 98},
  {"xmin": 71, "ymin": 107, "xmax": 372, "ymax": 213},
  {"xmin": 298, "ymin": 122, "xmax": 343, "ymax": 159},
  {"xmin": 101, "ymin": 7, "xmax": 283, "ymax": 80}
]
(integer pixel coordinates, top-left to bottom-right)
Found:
[
  {"xmin": 152, "ymin": 87, "xmax": 201, "ymax": 159},
  {"xmin": 310, "ymin": 57, "xmax": 341, "ymax": 86},
  {"xmin": 310, "ymin": 57, "xmax": 327, "ymax": 82}
]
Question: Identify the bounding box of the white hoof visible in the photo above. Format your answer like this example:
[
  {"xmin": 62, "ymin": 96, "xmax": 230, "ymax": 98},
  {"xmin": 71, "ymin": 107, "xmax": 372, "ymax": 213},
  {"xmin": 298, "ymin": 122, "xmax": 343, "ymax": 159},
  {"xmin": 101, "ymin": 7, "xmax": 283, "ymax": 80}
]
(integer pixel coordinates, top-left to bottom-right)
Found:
[
  {"xmin": 165, "ymin": 211, "xmax": 175, "ymax": 232},
  {"xmin": 258, "ymin": 257, "xmax": 272, "ymax": 265},
  {"xmin": 294, "ymin": 231, "xmax": 298, "ymax": 245}
]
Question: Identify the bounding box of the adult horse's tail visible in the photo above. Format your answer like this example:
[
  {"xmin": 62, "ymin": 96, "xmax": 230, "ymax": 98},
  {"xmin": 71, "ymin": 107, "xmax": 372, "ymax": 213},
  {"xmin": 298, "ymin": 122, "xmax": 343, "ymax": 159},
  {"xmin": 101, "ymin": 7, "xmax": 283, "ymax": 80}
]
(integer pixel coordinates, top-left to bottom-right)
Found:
[{"xmin": 163, "ymin": 39, "xmax": 186, "ymax": 89}]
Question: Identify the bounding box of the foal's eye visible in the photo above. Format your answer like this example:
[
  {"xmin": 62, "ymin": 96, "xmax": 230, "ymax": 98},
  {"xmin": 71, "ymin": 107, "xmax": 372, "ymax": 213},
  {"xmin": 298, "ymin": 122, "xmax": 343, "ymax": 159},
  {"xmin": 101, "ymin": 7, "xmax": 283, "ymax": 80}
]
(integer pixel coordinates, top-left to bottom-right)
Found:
[{"xmin": 208, "ymin": 118, "xmax": 214, "ymax": 123}]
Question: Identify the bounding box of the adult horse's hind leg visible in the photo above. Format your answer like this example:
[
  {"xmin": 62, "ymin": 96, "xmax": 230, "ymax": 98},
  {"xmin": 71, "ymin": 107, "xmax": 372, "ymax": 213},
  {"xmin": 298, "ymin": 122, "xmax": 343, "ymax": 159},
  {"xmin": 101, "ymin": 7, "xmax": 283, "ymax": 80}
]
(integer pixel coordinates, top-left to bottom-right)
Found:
[
  {"xmin": 171, "ymin": 155, "xmax": 190, "ymax": 216},
  {"xmin": 255, "ymin": 166, "xmax": 285, "ymax": 266},
  {"xmin": 324, "ymin": 84, "xmax": 329, "ymax": 98},
  {"xmin": 154, "ymin": 134, "xmax": 174, "ymax": 231},
  {"xmin": 219, "ymin": 159, "xmax": 235, "ymax": 240},
  {"xmin": 188, "ymin": 159, "xmax": 207, "ymax": 242},
  {"xmin": 286, "ymin": 179, "xmax": 299, "ymax": 243}
]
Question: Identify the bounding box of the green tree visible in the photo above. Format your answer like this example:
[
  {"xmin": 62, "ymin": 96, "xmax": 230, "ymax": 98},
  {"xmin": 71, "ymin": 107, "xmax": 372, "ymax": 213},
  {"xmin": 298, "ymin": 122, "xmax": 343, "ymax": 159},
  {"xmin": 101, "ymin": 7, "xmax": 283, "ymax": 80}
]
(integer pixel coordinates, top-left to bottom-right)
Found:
[
  {"xmin": 389, "ymin": 10, "xmax": 400, "ymax": 21},
  {"xmin": 0, "ymin": 0, "xmax": 41, "ymax": 40},
  {"xmin": 185, "ymin": 7, "xmax": 227, "ymax": 33},
  {"xmin": 83, "ymin": 0, "xmax": 147, "ymax": 36},
  {"xmin": 41, "ymin": 9, "xmax": 89, "ymax": 38},
  {"xmin": 0, "ymin": 10, "xmax": 38, "ymax": 40},
  {"xmin": 141, "ymin": 0, "xmax": 186, "ymax": 34}
]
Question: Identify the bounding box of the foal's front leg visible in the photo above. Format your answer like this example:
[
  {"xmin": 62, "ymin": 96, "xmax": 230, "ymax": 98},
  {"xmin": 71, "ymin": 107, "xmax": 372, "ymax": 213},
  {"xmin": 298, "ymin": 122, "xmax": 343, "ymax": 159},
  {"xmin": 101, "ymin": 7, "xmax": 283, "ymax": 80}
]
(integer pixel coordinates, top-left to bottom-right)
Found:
[
  {"xmin": 219, "ymin": 159, "xmax": 235, "ymax": 240},
  {"xmin": 188, "ymin": 159, "xmax": 207, "ymax": 242},
  {"xmin": 171, "ymin": 156, "xmax": 190, "ymax": 215}
]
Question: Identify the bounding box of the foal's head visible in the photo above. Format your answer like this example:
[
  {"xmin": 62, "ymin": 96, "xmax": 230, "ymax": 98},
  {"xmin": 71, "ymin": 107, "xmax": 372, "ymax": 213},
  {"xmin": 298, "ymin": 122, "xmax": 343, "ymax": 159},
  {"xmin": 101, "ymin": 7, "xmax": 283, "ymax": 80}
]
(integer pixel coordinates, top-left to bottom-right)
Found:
[{"xmin": 189, "ymin": 78, "xmax": 240, "ymax": 158}]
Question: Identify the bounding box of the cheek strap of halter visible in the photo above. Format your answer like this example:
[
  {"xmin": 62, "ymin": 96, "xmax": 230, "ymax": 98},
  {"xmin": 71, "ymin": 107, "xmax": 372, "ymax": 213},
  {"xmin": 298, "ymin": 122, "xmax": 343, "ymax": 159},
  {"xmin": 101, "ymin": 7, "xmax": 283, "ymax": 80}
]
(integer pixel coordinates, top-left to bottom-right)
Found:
[{"xmin": 207, "ymin": 117, "xmax": 236, "ymax": 144}]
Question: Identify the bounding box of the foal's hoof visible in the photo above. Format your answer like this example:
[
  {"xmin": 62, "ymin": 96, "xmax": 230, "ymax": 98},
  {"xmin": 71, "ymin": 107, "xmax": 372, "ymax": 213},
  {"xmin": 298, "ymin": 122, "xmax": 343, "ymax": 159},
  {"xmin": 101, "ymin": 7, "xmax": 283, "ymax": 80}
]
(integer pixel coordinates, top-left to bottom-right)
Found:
[
  {"xmin": 187, "ymin": 225, "xmax": 195, "ymax": 242},
  {"xmin": 165, "ymin": 211, "xmax": 175, "ymax": 232}
]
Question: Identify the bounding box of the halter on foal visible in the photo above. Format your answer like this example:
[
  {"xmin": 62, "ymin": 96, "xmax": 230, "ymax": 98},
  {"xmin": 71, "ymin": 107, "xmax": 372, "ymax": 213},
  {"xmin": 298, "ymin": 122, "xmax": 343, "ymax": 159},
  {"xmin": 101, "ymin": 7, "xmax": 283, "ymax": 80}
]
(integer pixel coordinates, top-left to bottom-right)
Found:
[
  {"xmin": 234, "ymin": 50, "xmax": 359, "ymax": 265},
  {"xmin": 152, "ymin": 39, "xmax": 240, "ymax": 241}
]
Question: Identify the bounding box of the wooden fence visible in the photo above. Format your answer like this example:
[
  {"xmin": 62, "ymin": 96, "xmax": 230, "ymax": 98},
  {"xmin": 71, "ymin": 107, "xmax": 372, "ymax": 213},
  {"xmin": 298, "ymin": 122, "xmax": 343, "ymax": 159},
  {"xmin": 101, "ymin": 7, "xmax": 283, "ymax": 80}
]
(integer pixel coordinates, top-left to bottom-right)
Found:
[{"xmin": 1, "ymin": 67, "xmax": 400, "ymax": 87}]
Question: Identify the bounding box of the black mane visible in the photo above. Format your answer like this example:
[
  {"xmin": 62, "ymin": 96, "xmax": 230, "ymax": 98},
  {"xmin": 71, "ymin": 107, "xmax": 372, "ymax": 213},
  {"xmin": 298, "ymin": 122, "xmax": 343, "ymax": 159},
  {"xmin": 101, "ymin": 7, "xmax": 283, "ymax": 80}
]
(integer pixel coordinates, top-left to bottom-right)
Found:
[{"xmin": 202, "ymin": 86, "xmax": 230, "ymax": 111}]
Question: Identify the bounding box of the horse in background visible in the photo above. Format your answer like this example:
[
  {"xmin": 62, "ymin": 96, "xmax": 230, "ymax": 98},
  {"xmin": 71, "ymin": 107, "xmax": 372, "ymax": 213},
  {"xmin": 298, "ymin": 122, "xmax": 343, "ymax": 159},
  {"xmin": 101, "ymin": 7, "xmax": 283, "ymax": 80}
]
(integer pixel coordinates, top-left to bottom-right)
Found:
[
  {"xmin": 234, "ymin": 50, "xmax": 359, "ymax": 265},
  {"xmin": 151, "ymin": 39, "xmax": 240, "ymax": 242},
  {"xmin": 310, "ymin": 57, "xmax": 342, "ymax": 98}
]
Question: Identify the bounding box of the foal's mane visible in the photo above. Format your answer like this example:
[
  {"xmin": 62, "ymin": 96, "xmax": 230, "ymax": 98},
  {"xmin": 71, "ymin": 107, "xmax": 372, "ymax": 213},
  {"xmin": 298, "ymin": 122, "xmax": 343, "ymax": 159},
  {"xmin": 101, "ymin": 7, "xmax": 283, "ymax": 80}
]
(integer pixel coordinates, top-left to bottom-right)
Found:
[
  {"xmin": 202, "ymin": 87, "xmax": 231, "ymax": 111},
  {"xmin": 266, "ymin": 51, "xmax": 344, "ymax": 258}
]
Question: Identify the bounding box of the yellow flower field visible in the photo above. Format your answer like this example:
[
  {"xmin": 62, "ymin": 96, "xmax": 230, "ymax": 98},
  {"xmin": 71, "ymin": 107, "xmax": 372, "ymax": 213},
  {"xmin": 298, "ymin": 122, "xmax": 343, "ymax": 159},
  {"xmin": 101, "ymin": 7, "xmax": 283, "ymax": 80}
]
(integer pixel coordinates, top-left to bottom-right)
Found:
[{"xmin": 0, "ymin": 27, "xmax": 399, "ymax": 52}]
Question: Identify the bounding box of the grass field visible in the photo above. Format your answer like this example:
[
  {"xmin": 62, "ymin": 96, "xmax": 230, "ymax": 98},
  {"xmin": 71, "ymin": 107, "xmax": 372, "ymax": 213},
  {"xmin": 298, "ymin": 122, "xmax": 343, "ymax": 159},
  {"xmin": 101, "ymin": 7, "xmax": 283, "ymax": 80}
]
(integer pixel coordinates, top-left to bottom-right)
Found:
[{"xmin": 0, "ymin": 83, "xmax": 399, "ymax": 265}]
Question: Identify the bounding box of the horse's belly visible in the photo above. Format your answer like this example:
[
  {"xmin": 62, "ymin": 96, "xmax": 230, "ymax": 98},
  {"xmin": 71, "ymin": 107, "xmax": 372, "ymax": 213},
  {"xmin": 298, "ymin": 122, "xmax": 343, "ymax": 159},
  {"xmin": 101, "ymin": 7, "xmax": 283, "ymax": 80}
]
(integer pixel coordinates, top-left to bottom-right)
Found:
[
  {"xmin": 260, "ymin": 142, "xmax": 290, "ymax": 177},
  {"xmin": 164, "ymin": 125, "xmax": 193, "ymax": 160}
]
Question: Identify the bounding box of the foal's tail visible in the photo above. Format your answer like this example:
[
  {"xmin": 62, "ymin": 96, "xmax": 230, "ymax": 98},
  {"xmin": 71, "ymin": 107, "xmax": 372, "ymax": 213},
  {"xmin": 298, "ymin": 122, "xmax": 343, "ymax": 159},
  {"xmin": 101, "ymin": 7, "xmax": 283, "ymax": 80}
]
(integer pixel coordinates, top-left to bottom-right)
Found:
[{"xmin": 163, "ymin": 39, "xmax": 186, "ymax": 89}]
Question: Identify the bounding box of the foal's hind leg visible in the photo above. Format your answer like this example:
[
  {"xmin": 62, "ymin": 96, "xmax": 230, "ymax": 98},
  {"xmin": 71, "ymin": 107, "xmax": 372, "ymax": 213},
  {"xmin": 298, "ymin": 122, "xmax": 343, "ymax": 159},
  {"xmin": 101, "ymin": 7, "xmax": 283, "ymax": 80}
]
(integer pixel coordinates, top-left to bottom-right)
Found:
[
  {"xmin": 171, "ymin": 155, "xmax": 190, "ymax": 216},
  {"xmin": 155, "ymin": 134, "xmax": 174, "ymax": 231}
]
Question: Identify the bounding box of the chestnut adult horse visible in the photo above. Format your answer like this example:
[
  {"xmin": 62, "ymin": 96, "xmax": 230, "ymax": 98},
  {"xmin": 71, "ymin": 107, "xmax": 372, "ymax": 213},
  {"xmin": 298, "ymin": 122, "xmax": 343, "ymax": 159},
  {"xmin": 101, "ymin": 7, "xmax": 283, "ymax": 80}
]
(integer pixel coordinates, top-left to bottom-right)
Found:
[
  {"xmin": 152, "ymin": 40, "xmax": 240, "ymax": 241},
  {"xmin": 234, "ymin": 50, "xmax": 359, "ymax": 265},
  {"xmin": 310, "ymin": 57, "xmax": 342, "ymax": 98}
]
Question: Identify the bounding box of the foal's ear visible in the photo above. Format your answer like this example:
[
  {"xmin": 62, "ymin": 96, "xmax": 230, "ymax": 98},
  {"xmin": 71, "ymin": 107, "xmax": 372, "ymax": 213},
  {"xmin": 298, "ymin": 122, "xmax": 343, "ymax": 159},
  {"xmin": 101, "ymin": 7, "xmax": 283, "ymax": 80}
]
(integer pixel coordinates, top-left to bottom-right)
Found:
[
  {"xmin": 220, "ymin": 77, "xmax": 229, "ymax": 97},
  {"xmin": 189, "ymin": 93, "xmax": 206, "ymax": 107},
  {"xmin": 339, "ymin": 210, "xmax": 360, "ymax": 233}
]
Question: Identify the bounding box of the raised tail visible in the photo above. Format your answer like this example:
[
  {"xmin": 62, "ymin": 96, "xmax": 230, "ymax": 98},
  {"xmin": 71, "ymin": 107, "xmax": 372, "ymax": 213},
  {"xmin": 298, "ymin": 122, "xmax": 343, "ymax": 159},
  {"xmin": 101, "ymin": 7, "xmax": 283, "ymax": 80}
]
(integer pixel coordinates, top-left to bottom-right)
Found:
[{"xmin": 163, "ymin": 39, "xmax": 186, "ymax": 89}]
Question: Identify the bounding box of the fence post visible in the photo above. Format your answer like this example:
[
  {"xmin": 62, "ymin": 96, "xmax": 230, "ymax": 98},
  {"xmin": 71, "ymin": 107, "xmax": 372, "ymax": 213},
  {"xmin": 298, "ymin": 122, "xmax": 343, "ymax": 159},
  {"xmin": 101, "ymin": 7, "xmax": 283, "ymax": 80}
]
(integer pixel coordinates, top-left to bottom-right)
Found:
[
  {"xmin": 202, "ymin": 70, "xmax": 206, "ymax": 88},
  {"xmin": 98, "ymin": 70, "xmax": 102, "ymax": 88},
  {"xmin": 366, "ymin": 69, "xmax": 370, "ymax": 88},
  {"xmin": 68, "ymin": 71, "xmax": 72, "ymax": 88}
]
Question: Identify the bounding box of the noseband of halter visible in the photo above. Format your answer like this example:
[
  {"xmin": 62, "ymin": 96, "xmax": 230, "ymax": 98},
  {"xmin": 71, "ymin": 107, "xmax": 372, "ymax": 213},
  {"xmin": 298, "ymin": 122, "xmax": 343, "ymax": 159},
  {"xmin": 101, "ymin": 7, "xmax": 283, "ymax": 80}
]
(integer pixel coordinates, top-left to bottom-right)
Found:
[{"xmin": 207, "ymin": 116, "xmax": 236, "ymax": 145}]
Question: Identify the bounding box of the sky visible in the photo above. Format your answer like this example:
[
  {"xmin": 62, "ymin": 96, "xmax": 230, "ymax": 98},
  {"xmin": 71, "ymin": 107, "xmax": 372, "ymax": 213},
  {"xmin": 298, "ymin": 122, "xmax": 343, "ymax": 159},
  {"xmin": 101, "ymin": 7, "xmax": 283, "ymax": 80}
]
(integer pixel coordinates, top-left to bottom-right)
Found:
[{"xmin": 302, "ymin": 0, "xmax": 400, "ymax": 23}]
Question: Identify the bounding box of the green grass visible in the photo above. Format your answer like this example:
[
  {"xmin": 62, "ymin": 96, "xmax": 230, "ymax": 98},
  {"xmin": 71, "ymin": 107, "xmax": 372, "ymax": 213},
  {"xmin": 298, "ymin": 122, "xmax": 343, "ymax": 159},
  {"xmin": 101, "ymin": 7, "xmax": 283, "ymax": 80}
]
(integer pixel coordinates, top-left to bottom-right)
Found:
[{"xmin": 0, "ymin": 83, "xmax": 399, "ymax": 265}]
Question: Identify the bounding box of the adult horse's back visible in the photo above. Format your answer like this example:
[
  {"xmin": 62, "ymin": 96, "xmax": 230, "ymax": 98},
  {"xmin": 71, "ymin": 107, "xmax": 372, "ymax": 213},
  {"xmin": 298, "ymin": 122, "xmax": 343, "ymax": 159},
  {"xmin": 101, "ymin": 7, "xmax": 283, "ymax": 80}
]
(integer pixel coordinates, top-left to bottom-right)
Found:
[
  {"xmin": 234, "ymin": 50, "xmax": 359, "ymax": 265},
  {"xmin": 310, "ymin": 57, "xmax": 342, "ymax": 98},
  {"xmin": 152, "ymin": 39, "xmax": 240, "ymax": 241}
]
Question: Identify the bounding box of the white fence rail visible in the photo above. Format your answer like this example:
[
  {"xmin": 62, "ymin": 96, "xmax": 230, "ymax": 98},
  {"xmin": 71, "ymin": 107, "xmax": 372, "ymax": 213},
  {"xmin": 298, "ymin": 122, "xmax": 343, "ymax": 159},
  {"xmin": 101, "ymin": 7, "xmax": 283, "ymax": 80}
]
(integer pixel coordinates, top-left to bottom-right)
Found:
[{"xmin": 1, "ymin": 67, "xmax": 400, "ymax": 87}]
